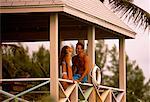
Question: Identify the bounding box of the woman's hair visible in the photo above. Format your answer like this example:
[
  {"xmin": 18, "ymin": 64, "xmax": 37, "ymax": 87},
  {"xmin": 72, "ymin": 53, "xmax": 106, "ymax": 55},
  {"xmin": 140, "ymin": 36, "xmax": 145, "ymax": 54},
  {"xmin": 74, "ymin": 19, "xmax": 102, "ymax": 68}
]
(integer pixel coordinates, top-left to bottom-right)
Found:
[{"xmin": 60, "ymin": 46, "xmax": 69, "ymax": 65}]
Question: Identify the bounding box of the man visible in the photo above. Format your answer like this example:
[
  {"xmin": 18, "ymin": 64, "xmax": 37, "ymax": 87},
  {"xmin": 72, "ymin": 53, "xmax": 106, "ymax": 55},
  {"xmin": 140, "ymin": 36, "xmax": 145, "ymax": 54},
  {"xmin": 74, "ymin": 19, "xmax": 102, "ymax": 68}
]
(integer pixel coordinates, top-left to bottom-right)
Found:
[{"xmin": 72, "ymin": 42, "xmax": 90, "ymax": 83}]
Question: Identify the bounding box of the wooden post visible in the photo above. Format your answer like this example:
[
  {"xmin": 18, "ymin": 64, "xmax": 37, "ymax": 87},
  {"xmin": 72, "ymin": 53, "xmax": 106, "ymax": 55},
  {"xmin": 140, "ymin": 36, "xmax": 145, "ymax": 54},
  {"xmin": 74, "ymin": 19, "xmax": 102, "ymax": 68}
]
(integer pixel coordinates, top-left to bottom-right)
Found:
[
  {"xmin": 0, "ymin": 44, "xmax": 2, "ymax": 90},
  {"xmin": 50, "ymin": 13, "xmax": 59, "ymax": 101},
  {"xmin": 87, "ymin": 26, "xmax": 96, "ymax": 102},
  {"xmin": 87, "ymin": 26, "xmax": 95, "ymax": 69},
  {"xmin": 119, "ymin": 37, "xmax": 126, "ymax": 102},
  {"xmin": 59, "ymin": 39, "xmax": 63, "ymax": 77}
]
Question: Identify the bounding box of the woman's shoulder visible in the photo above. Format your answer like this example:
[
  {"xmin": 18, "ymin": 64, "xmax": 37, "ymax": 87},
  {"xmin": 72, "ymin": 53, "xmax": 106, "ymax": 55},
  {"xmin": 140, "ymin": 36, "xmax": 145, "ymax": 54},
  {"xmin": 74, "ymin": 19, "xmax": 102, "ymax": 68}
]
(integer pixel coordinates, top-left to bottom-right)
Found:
[
  {"xmin": 65, "ymin": 54, "xmax": 71, "ymax": 60},
  {"xmin": 65, "ymin": 53, "xmax": 71, "ymax": 58}
]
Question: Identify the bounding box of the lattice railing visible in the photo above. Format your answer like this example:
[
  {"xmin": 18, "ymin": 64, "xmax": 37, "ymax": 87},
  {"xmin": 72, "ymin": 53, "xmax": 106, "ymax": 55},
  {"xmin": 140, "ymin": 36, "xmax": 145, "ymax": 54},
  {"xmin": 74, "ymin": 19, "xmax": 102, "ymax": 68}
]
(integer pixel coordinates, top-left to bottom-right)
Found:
[
  {"xmin": 0, "ymin": 78, "xmax": 125, "ymax": 102},
  {"xmin": 0, "ymin": 78, "xmax": 50, "ymax": 102},
  {"xmin": 59, "ymin": 79, "xmax": 125, "ymax": 102}
]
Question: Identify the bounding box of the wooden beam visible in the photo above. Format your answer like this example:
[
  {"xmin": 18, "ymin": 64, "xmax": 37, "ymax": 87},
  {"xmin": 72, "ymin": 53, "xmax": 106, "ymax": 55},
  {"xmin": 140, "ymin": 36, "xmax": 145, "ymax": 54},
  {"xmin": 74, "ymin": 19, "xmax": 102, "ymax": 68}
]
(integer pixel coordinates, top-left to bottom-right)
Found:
[
  {"xmin": 50, "ymin": 13, "xmax": 59, "ymax": 101},
  {"xmin": 119, "ymin": 37, "xmax": 126, "ymax": 102}
]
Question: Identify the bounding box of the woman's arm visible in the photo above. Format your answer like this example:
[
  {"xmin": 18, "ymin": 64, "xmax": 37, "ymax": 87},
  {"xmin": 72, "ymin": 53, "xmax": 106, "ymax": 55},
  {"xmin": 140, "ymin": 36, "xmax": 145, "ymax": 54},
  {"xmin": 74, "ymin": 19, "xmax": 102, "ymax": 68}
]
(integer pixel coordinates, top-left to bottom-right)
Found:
[
  {"xmin": 66, "ymin": 55, "xmax": 73, "ymax": 80},
  {"xmin": 62, "ymin": 61, "xmax": 68, "ymax": 79}
]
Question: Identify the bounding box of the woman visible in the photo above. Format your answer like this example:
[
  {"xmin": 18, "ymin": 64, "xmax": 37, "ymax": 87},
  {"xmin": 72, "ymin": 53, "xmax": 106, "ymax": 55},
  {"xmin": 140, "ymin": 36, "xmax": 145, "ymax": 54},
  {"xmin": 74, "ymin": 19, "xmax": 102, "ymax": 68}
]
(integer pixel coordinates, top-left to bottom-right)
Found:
[{"xmin": 60, "ymin": 46, "xmax": 73, "ymax": 81}]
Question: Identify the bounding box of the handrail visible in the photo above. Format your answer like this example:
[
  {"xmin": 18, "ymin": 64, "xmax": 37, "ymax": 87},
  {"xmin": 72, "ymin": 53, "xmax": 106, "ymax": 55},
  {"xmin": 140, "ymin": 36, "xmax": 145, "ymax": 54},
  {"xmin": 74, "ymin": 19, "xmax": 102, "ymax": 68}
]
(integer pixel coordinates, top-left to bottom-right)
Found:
[
  {"xmin": 98, "ymin": 85, "xmax": 124, "ymax": 92},
  {"xmin": 0, "ymin": 78, "xmax": 125, "ymax": 102},
  {"xmin": 0, "ymin": 78, "xmax": 50, "ymax": 82},
  {"xmin": 0, "ymin": 78, "xmax": 124, "ymax": 92}
]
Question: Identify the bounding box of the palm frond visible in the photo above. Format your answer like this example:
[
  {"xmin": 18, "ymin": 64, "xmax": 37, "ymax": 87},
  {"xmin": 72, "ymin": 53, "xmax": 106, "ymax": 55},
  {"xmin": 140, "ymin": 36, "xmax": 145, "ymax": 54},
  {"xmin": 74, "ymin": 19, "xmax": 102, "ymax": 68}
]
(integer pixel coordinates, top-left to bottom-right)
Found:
[{"xmin": 103, "ymin": 0, "xmax": 150, "ymax": 31}]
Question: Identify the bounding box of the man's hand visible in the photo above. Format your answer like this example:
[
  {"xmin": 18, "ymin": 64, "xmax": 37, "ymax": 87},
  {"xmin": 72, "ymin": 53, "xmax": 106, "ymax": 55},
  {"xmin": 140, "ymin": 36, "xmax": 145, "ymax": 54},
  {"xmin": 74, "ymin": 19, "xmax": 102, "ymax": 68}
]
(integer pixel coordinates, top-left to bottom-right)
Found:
[
  {"xmin": 62, "ymin": 74, "xmax": 68, "ymax": 79},
  {"xmin": 74, "ymin": 79, "xmax": 81, "ymax": 83}
]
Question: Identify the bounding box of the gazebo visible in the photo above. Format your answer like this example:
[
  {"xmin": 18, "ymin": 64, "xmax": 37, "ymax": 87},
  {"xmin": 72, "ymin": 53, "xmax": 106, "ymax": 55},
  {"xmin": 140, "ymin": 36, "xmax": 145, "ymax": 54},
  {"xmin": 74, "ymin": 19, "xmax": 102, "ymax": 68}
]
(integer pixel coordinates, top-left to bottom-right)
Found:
[{"xmin": 0, "ymin": 0, "xmax": 136, "ymax": 102}]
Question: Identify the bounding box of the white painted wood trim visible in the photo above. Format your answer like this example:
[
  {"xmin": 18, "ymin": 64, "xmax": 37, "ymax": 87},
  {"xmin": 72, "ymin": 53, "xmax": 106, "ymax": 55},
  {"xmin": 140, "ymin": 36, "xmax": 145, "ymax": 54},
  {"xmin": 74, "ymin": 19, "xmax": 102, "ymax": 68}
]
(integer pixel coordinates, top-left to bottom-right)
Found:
[{"xmin": 50, "ymin": 13, "xmax": 59, "ymax": 101}]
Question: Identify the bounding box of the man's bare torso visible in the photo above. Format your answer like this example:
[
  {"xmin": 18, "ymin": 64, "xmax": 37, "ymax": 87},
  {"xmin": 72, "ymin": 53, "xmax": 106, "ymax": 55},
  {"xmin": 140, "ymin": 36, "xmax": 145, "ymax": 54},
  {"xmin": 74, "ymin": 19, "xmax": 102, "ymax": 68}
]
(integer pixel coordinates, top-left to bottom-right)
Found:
[{"xmin": 72, "ymin": 55, "xmax": 86, "ymax": 75}]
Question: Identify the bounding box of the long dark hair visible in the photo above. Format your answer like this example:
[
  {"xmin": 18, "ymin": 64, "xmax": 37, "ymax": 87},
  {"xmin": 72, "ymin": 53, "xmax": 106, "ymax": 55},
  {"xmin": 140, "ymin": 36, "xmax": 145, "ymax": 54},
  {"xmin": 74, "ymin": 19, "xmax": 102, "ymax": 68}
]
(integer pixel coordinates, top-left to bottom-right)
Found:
[{"xmin": 60, "ymin": 46, "xmax": 69, "ymax": 65}]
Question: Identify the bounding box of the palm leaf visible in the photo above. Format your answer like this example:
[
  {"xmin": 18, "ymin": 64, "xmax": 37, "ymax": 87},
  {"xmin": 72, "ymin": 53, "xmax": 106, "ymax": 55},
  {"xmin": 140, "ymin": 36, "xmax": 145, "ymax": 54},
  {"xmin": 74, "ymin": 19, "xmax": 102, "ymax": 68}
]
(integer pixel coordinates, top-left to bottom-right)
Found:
[{"xmin": 101, "ymin": 0, "xmax": 150, "ymax": 31}]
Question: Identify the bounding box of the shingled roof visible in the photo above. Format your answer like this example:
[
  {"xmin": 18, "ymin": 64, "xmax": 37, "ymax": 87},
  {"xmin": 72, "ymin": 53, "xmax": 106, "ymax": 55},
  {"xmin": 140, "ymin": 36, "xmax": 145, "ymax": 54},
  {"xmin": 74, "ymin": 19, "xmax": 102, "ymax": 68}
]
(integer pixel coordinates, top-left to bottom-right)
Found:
[
  {"xmin": 0, "ymin": 0, "xmax": 136, "ymax": 38},
  {"xmin": 0, "ymin": 0, "xmax": 63, "ymax": 6}
]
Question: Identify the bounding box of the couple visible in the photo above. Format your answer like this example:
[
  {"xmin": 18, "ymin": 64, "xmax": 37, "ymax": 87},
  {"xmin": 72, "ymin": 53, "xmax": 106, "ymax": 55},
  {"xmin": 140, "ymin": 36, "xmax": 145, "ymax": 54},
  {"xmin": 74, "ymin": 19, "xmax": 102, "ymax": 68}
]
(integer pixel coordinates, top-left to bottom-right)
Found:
[{"xmin": 60, "ymin": 42, "xmax": 90, "ymax": 87}]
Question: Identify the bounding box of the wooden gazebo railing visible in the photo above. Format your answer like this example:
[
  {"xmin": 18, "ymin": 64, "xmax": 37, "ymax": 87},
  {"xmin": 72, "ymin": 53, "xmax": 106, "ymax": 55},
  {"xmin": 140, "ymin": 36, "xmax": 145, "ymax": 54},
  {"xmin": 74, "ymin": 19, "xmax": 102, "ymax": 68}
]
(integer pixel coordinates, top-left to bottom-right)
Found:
[{"xmin": 0, "ymin": 78, "xmax": 125, "ymax": 102}]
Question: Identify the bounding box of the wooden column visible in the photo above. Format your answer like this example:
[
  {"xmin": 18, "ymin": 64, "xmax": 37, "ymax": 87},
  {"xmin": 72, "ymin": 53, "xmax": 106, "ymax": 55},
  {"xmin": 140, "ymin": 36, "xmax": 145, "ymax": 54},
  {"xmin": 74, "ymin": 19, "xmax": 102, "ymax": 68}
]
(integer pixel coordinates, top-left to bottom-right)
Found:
[
  {"xmin": 50, "ymin": 13, "xmax": 59, "ymax": 101},
  {"xmin": 0, "ymin": 46, "xmax": 2, "ymax": 90},
  {"xmin": 87, "ymin": 26, "xmax": 95, "ymax": 67},
  {"xmin": 87, "ymin": 26, "xmax": 96, "ymax": 102},
  {"xmin": 59, "ymin": 40, "xmax": 63, "ymax": 77},
  {"xmin": 119, "ymin": 37, "xmax": 126, "ymax": 102}
]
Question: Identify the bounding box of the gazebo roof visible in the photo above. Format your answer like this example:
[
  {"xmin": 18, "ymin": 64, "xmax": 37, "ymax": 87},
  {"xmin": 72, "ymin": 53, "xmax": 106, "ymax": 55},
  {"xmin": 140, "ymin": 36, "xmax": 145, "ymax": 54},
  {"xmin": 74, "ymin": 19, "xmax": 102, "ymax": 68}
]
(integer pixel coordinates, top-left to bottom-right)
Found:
[{"xmin": 0, "ymin": 0, "xmax": 136, "ymax": 38}]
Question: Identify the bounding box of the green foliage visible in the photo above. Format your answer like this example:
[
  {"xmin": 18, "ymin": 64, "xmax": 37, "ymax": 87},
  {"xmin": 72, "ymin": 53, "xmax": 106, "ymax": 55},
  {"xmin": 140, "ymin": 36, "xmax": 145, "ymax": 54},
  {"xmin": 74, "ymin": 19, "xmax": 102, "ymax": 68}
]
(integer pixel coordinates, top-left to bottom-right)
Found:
[
  {"xmin": 97, "ymin": 43, "xmax": 150, "ymax": 101},
  {"xmin": 37, "ymin": 95, "xmax": 56, "ymax": 102},
  {"xmin": 126, "ymin": 64, "xmax": 150, "ymax": 102},
  {"xmin": 2, "ymin": 43, "xmax": 32, "ymax": 78},
  {"xmin": 31, "ymin": 45, "xmax": 50, "ymax": 78},
  {"xmin": 95, "ymin": 40, "xmax": 108, "ymax": 84},
  {"xmin": 2, "ymin": 43, "xmax": 50, "ymax": 100},
  {"xmin": 95, "ymin": 40, "xmax": 108, "ymax": 68},
  {"xmin": 104, "ymin": 45, "xmax": 119, "ymax": 87},
  {"xmin": 2, "ymin": 43, "xmax": 50, "ymax": 78}
]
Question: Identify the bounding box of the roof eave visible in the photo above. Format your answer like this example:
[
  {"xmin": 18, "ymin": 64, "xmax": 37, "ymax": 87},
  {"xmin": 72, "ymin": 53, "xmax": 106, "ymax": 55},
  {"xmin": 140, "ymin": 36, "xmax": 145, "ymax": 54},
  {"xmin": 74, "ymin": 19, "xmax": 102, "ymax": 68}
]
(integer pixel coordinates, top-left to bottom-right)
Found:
[
  {"xmin": 63, "ymin": 5, "xmax": 136, "ymax": 39},
  {"xmin": 0, "ymin": 4, "xmax": 136, "ymax": 38},
  {"xmin": 0, "ymin": 4, "xmax": 64, "ymax": 13}
]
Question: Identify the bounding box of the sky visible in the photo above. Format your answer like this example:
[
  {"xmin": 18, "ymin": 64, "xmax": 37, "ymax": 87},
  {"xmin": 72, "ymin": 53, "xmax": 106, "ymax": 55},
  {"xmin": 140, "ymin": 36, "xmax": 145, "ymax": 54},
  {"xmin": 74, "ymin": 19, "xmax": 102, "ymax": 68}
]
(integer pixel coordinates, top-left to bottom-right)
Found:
[
  {"xmin": 17, "ymin": 0, "xmax": 150, "ymax": 81},
  {"xmin": 105, "ymin": 0, "xmax": 150, "ymax": 81},
  {"xmin": 125, "ymin": 0, "xmax": 150, "ymax": 81},
  {"xmin": 134, "ymin": 0, "xmax": 150, "ymax": 13}
]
